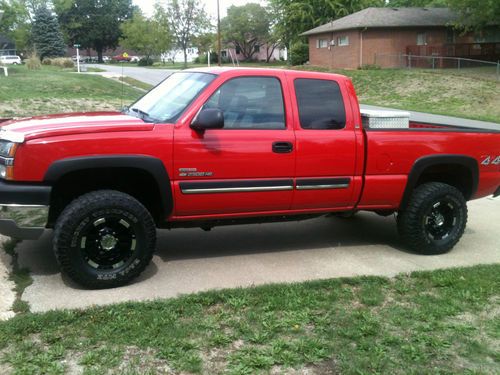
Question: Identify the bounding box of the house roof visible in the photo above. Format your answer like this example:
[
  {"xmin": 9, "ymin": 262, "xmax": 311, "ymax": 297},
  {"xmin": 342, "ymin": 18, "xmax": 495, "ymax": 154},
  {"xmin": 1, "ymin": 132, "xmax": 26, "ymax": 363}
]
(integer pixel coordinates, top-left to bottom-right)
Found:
[{"xmin": 301, "ymin": 7, "xmax": 458, "ymax": 36}]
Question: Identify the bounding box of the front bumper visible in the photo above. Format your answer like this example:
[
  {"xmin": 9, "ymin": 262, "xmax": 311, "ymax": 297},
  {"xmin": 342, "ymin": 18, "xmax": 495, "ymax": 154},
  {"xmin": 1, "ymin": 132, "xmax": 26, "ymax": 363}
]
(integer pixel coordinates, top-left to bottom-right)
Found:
[{"xmin": 0, "ymin": 180, "xmax": 51, "ymax": 240}]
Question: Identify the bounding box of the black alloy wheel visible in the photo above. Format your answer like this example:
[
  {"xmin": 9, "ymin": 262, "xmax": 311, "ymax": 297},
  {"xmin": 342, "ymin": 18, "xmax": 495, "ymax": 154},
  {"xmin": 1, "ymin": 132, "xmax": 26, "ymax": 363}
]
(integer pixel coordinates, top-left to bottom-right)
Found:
[
  {"xmin": 397, "ymin": 182, "xmax": 467, "ymax": 255},
  {"xmin": 54, "ymin": 190, "xmax": 156, "ymax": 289}
]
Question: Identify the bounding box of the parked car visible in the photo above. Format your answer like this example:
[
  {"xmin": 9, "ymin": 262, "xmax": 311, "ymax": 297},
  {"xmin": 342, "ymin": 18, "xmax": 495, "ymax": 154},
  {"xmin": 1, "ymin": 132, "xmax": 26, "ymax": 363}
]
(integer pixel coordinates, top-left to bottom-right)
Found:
[
  {"xmin": 0, "ymin": 55, "xmax": 22, "ymax": 65},
  {"xmin": 112, "ymin": 54, "xmax": 131, "ymax": 62},
  {"xmin": 130, "ymin": 56, "xmax": 141, "ymax": 63},
  {"xmin": 71, "ymin": 55, "xmax": 84, "ymax": 63},
  {"xmin": 0, "ymin": 68, "xmax": 499, "ymax": 289}
]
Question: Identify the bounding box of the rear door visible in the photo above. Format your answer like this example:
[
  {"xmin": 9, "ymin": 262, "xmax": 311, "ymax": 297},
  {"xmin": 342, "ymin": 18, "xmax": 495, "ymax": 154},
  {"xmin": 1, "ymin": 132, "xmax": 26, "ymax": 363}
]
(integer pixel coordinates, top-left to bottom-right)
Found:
[
  {"xmin": 288, "ymin": 73, "xmax": 359, "ymax": 210},
  {"xmin": 172, "ymin": 71, "xmax": 296, "ymax": 217}
]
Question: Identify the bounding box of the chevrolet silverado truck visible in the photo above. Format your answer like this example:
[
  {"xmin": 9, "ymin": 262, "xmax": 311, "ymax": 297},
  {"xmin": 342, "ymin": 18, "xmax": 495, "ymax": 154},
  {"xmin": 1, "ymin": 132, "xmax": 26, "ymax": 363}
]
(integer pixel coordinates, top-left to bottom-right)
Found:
[{"xmin": 1, "ymin": 68, "xmax": 499, "ymax": 289}]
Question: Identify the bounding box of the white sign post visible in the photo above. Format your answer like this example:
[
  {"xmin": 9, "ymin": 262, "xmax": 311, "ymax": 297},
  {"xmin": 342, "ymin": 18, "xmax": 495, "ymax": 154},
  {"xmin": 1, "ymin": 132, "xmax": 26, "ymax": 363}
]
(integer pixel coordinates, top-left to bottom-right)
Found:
[{"xmin": 74, "ymin": 44, "xmax": 81, "ymax": 73}]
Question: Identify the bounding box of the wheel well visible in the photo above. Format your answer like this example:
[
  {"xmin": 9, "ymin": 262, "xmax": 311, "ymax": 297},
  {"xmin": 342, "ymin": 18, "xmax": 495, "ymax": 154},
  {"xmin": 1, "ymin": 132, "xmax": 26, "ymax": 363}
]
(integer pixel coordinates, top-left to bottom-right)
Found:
[
  {"xmin": 414, "ymin": 163, "xmax": 474, "ymax": 200},
  {"xmin": 47, "ymin": 168, "xmax": 166, "ymax": 227}
]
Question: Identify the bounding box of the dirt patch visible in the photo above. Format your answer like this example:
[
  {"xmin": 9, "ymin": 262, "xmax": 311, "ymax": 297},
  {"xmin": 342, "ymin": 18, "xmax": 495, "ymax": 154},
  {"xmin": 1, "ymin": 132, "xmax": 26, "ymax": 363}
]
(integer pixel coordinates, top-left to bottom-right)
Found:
[
  {"xmin": 116, "ymin": 346, "xmax": 175, "ymax": 374},
  {"xmin": 0, "ymin": 235, "xmax": 16, "ymax": 321}
]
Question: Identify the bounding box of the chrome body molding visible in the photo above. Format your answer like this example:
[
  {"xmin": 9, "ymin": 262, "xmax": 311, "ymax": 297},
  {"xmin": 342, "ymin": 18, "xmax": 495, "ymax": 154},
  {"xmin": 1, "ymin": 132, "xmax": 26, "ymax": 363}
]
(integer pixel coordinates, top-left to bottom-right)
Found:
[
  {"xmin": 296, "ymin": 183, "xmax": 350, "ymax": 190},
  {"xmin": 0, "ymin": 204, "xmax": 49, "ymax": 239},
  {"xmin": 182, "ymin": 185, "xmax": 294, "ymax": 194}
]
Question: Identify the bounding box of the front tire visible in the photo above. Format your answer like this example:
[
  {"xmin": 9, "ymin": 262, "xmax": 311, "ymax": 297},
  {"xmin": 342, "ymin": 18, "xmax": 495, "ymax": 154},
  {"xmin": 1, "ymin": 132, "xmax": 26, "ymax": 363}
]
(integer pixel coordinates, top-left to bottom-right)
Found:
[
  {"xmin": 397, "ymin": 182, "xmax": 467, "ymax": 255},
  {"xmin": 54, "ymin": 190, "xmax": 156, "ymax": 289}
]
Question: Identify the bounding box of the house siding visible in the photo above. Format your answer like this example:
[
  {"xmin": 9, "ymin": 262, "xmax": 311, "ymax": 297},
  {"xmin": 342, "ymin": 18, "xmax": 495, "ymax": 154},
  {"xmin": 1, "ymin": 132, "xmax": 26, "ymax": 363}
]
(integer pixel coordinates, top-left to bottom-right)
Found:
[
  {"xmin": 307, "ymin": 27, "xmax": 481, "ymax": 69},
  {"xmin": 309, "ymin": 30, "xmax": 360, "ymax": 69}
]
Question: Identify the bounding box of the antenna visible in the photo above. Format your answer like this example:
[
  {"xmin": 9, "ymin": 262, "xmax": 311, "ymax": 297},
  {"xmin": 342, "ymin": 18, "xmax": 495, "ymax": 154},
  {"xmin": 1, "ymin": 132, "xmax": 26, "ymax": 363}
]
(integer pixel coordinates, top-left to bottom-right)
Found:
[{"xmin": 121, "ymin": 61, "xmax": 124, "ymax": 109}]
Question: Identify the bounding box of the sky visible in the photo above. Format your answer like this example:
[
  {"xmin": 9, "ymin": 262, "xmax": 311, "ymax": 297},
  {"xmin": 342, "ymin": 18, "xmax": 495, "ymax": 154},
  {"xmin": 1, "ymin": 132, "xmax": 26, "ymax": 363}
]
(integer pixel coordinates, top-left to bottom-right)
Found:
[{"xmin": 133, "ymin": 0, "xmax": 267, "ymax": 19}]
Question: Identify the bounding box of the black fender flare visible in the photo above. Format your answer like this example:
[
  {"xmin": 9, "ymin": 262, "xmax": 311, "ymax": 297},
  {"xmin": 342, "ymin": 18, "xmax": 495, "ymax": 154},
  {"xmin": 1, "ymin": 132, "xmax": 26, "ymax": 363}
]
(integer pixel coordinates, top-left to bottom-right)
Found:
[
  {"xmin": 401, "ymin": 154, "xmax": 478, "ymax": 209},
  {"xmin": 44, "ymin": 155, "xmax": 173, "ymax": 219}
]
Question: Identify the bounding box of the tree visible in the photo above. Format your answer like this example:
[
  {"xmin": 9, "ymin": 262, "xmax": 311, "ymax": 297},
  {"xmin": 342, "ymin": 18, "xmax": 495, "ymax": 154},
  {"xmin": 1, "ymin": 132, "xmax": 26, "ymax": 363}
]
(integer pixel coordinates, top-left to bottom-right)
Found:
[
  {"xmin": 268, "ymin": 0, "xmax": 384, "ymax": 48},
  {"xmin": 0, "ymin": 0, "xmax": 32, "ymax": 52},
  {"xmin": 156, "ymin": 0, "xmax": 209, "ymax": 68},
  {"xmin": 120, "ymin": 10, "xmax": 171, "ymax": 61},
  {"xmin": 54, "ymin": 0, "xmax": 134, "ymax": 63},
  {"xmin": 31, "ymin": 5, "xmax": 66, "ymax": 59},
  {"xmin": 221, "ymin": 3, "xmax": 272, "ymax": 61},
  {"xmin": 447, "ymin": 0, "xmax": 500, "ymax": 31}
]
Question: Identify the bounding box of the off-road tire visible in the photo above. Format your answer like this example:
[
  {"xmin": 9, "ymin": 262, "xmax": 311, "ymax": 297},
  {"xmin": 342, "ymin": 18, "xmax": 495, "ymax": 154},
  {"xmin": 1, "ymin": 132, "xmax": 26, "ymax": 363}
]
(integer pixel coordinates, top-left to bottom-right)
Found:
[
  {"xmin": 397, "ymin": 182, "xmax": 467, "ymax": 255},
  {"xmin": 54, "ymin": 190, "xmax": 156, "ymax": 289}
]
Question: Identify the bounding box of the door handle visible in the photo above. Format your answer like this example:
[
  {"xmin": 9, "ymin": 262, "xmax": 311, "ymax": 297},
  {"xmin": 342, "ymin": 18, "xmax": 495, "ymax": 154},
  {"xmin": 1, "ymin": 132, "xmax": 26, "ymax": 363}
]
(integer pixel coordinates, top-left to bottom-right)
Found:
[{"xmin": 272, "ymin": 141, "xmax": 293, "ymax": 153}]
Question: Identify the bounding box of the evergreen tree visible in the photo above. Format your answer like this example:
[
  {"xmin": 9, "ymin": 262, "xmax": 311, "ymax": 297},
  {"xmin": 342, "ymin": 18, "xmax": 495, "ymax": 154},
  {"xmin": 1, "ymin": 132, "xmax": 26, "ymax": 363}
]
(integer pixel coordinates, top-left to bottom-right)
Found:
[{"xmin": 32, "ymin": 6, "xmax": 66, "ymax": 60}]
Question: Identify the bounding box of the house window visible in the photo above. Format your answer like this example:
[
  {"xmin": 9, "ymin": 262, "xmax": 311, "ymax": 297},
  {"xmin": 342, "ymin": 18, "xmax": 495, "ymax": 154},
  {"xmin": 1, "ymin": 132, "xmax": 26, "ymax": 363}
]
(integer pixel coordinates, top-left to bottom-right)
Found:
[
  {"xmin": 221, "ymin": 50, "xmax": 227, "ymax": 57},
  {"xmin": 446, "ymin": 29, "xmax": 455, "ymax": 43},
  {"xmin": 254, "ymin": 45, "xmax": 260, "ymax": 53},
  {"xmin": 316, "ymin": 39, "xmax": 329, "ymax": 48},
  {"xmin": 338, "ymin": 36, "xmax": 349, "ymax": 46},
  {"xmin": 235, "ymin": 46, "xmax": 241, "ymax": 54},
  {"xmin": 417, "ymin": 33, "xmax": 427, "ymax": 46}
]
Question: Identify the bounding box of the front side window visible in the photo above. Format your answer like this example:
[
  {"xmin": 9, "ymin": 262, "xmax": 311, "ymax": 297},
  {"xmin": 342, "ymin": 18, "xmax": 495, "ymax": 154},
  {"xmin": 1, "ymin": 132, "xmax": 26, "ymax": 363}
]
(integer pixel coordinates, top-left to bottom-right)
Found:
[
  {"xmin": 128, "ymin": 72, "xmax": 215, "ymax": 123},
  {"xmin": 203, "ymin": 77, "xmax": 286, "ymax": 129},
  {"xmin": 294, "ymin": 78, "xmax": 346, "ymax": 130}
]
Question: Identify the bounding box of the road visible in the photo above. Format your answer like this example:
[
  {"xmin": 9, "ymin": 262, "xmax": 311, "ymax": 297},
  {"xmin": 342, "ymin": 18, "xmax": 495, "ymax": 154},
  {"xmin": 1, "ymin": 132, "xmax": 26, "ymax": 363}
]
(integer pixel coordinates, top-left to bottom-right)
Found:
[
  {"xmin": 16, "ymin": 197, "xmax": 500, "ymax": 313},
  {"xmin": 86, "ymin": 64, "xmax": 174, "ymax": 86},
  {"xmin": 89, "ymin": 64, "xmax": 499, "ymax": 130}
]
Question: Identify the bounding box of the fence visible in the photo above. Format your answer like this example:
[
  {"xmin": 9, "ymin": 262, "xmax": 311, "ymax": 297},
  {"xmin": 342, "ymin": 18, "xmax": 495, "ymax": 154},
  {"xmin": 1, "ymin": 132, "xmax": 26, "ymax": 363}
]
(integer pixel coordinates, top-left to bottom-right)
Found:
[{"xmin": 373, "ymin": 53, "xmax": 500, "ymax": 80}]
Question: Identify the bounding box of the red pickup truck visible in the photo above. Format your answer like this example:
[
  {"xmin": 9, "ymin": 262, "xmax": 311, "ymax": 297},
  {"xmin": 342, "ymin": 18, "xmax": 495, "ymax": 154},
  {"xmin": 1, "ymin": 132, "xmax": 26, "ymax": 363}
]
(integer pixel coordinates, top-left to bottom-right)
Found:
[{"xmin": 1, "ymin": 68, "xmax": 499, "ymax": 288}]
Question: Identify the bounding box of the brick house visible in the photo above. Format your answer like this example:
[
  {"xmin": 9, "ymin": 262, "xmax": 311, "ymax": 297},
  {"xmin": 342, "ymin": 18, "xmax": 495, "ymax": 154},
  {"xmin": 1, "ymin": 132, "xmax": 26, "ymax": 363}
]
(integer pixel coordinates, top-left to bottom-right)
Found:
[{"xmin": 301, "ymin": 7, "xmax": 500, "ymax": 69}]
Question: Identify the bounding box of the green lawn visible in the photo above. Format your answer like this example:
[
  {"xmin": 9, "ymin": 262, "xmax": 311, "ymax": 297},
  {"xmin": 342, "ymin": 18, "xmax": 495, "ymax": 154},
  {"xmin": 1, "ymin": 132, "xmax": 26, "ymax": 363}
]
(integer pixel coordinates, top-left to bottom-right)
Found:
[
  {"xmin": 0, "ymin": 65, "xmax": 143, "ymax": 118},
  {"xmin": 0, "ymin": 264, "xmax": 498, "ymax": 374},
  {"xmin": 297, "ymin": 66, "xmax": 500, "ymax": 124}
]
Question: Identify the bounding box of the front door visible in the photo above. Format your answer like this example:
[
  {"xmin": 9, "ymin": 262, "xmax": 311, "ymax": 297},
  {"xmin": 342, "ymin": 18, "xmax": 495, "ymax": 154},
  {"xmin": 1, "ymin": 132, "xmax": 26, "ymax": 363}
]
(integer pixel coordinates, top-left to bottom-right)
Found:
[{"xmin": 172, "ymin": 72, "xmax": 296, "ymax": 217}]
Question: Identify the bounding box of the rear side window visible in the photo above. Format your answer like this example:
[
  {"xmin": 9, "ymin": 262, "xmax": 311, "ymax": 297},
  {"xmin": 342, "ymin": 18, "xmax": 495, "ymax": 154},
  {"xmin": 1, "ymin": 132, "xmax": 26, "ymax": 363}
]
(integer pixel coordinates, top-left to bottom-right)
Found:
[{"xmin": 294, "ymin": 79, "xmax": 346, "ymax": 130}]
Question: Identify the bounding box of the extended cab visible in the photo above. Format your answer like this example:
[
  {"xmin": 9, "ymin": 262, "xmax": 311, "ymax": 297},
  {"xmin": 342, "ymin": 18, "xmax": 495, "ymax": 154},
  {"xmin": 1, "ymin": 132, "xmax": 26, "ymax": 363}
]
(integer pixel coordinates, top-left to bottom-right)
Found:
[{"xmin": 1, "ymin": 68, "xmax": 499, "ymax": 288}]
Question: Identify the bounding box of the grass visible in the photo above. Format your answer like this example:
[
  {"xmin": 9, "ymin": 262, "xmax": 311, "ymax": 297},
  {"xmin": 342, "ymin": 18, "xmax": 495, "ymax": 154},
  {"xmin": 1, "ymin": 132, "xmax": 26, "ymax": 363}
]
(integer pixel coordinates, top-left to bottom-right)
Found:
[
  {"xmin": 0, "ymin": 65, "xmax": 143, "ymax": 118},
  {"xmin": 119, "ymin": 76, "xmax": 154, "ymax": 91},
  {"xmin": 296, "ymin": 66, "xmax": 500, "ymax": 123},
  {"xmin": 0, "ymin": 264, "xmax": 498, "ymax": 374}
]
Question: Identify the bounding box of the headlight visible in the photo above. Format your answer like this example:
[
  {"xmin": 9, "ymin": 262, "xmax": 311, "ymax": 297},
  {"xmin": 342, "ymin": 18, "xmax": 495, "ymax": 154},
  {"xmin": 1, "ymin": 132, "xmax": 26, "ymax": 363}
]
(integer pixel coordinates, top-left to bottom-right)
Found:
[
  {"xmin": 0, "ymin": 140, "xmax": 18, "ymax": 180},
  {"xmin": 0, "ymin": 141, "xmax": 17, "ymax": 157}
]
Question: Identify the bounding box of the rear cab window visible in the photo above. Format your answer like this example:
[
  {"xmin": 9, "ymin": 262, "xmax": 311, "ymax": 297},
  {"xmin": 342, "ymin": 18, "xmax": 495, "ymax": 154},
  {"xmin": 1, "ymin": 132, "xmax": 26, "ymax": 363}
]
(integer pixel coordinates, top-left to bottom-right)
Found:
[{"xmin": 294, "ymin": 78, "xmax": 346, "ymax": 130}]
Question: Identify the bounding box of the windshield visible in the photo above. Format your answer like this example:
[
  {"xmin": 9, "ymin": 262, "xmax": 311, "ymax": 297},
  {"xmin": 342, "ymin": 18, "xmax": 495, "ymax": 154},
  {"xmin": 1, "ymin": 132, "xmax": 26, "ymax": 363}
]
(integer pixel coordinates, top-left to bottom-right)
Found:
[{"xmin": 127, "ymin": 72, "xmax": 216, "ymax": 123}]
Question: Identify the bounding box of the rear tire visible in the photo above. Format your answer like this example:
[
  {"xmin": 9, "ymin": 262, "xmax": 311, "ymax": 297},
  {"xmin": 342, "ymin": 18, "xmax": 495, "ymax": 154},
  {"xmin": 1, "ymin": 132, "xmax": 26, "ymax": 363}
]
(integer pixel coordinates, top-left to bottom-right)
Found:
[
  {"xmin": 54, "ymin": 190, "xmax": 156, "ymax": 289},
  {"xmin": 397, "ymin": 182, "xmax": 467, "ymax": 255}
]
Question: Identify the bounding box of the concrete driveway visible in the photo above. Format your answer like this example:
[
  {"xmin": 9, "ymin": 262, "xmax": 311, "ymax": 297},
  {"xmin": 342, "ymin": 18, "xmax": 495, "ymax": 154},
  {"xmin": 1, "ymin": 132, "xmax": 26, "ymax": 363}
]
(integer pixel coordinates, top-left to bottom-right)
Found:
[{"xmin": 15, "ymin": 196, "xmax": 500, "ymax": 313}]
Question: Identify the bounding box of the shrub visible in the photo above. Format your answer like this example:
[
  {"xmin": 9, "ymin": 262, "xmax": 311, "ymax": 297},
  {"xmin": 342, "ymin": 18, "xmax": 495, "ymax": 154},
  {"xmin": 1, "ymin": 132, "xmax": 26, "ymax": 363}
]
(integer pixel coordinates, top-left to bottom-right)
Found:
[
  {"xmin": 42, "ymin": 57, "xmax": 53, "ymax": 65},
  {"xmin": 138, "ymin": 57, "xmax": 154, "ymax": 66},
  {"xmin": 290, "ymin": 41, "xmax": 309, "ymax": 66},
  {"xmin": 26, "ymin": 54, "xmax": 42, "ymax": 70},
  {"xmin": 52, "ymin": 58, "xmax": 74, "ymax": 68}
]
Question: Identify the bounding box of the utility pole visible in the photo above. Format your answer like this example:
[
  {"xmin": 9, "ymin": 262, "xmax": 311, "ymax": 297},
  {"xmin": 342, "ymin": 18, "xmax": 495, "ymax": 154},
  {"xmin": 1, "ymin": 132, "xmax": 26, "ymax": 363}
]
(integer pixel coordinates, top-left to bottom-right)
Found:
[{"xmin": 217, "ymin": 0, "xmax": 221, "ymax": 66}]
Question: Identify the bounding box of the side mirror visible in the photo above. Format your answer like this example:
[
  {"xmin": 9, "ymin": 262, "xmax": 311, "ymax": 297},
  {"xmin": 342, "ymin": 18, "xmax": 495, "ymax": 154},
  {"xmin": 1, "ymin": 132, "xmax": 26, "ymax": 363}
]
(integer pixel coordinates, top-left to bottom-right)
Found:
[{"xmin": 191, "ymin": 108, "xmax": 224, "ymax": 131}]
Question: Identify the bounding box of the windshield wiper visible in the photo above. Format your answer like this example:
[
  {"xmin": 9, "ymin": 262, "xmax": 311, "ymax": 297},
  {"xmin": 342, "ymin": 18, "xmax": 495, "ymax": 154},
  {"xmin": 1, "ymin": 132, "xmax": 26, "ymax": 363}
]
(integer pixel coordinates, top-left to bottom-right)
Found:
[{"xmin": 129, "ymin": 107, "xmax": 158, "ymax": 123}]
